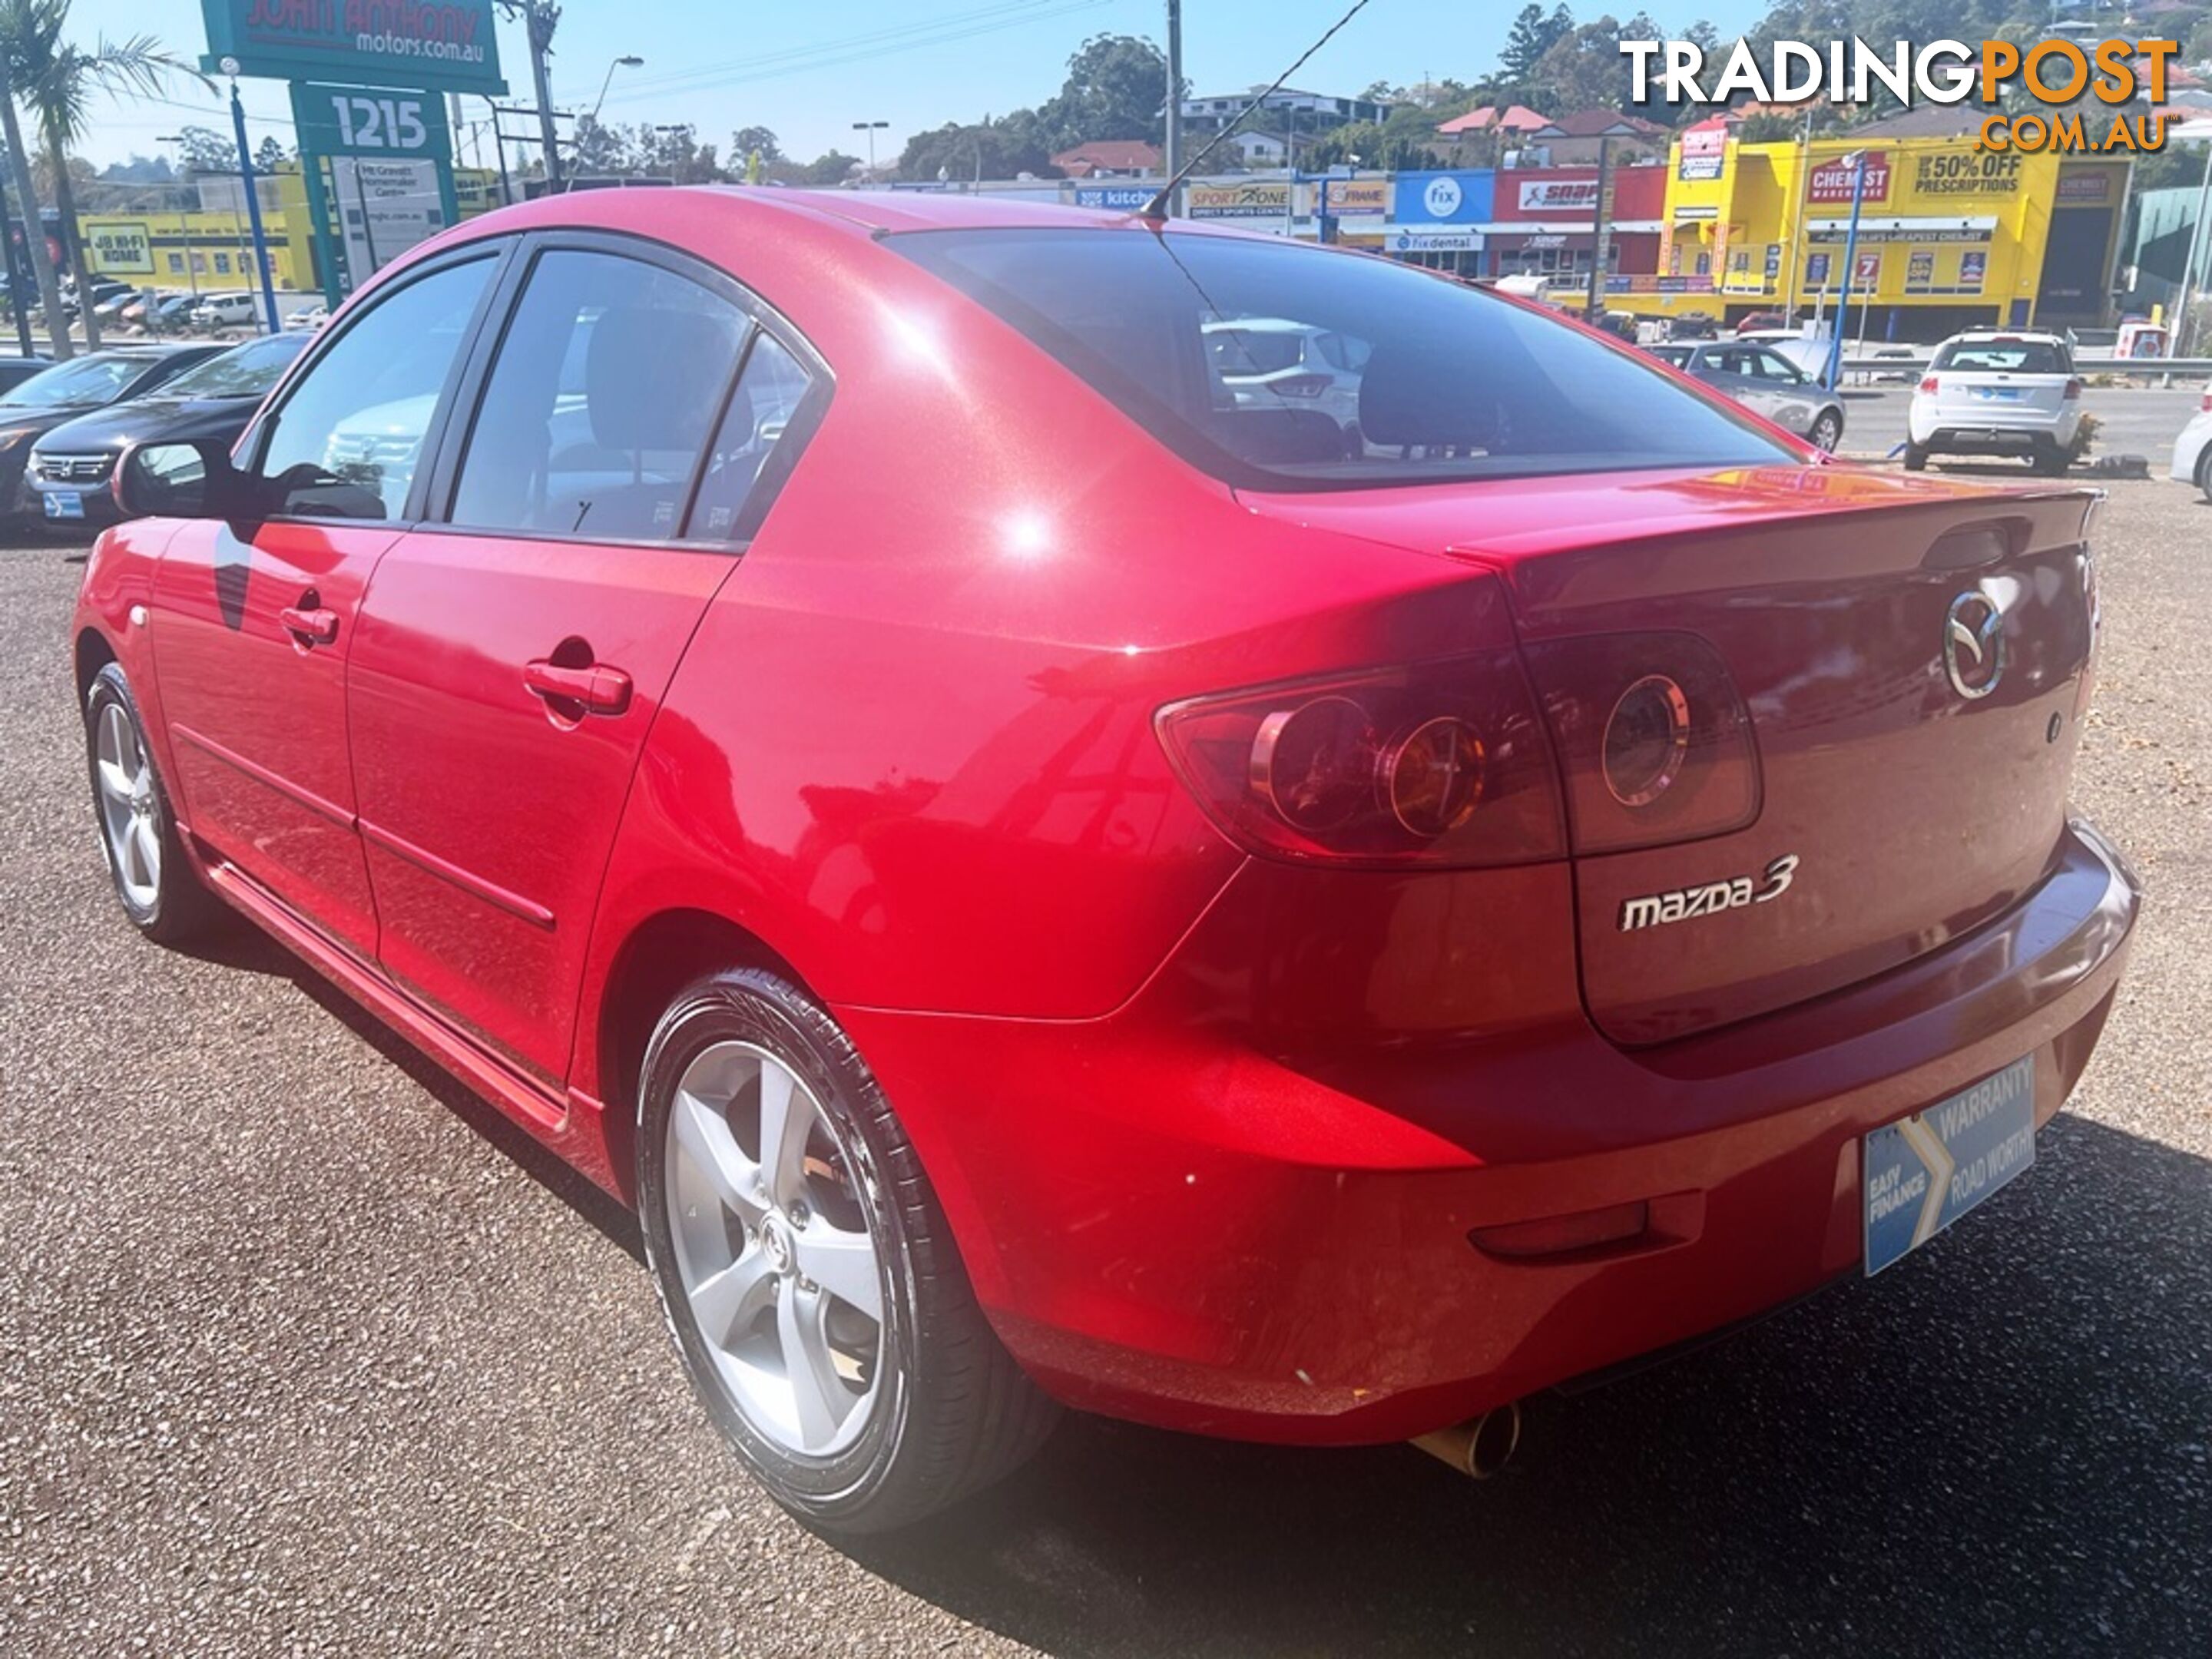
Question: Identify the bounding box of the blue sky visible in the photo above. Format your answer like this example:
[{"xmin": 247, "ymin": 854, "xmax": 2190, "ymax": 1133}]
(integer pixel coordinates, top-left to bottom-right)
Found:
[{"xmin": 68, "ymin": 0, "xmax": 1770, "ymax": 171}]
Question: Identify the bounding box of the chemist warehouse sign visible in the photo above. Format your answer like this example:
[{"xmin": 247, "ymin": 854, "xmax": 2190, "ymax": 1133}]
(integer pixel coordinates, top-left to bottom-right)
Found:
[{"xmin": 201, "ymin": 0, "xmax": 507, "ymax": 95}]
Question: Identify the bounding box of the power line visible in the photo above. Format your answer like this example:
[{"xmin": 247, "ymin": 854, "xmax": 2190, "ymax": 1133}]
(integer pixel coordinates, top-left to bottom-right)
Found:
[
  {"xmin": 602, "ymin": 0, "xmax": 1084, "ymax": 98},
  {"xmin": 596, "ymin": 0, "xmax": 1114, "ymax": 109}
]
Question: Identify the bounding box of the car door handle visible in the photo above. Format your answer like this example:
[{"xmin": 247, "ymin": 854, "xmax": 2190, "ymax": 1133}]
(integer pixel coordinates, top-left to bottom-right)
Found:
[
  {"xmin": 523, "ymin": 658, "xmax": 632, "ymax": 717},
  {"xmin": 278, "ymin": 604, "xmax": 340, "ymax": 646}
]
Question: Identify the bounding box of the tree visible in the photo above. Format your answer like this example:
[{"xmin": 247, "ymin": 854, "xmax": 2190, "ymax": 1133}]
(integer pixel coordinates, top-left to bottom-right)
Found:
[
  {"xmin": 896, "ymin": 118, "xmax": 1058, "ymax": 184},
  {"xmin": 174, "ymin": 125, "xmax": 229, "ymax": 171},
  {"xmin": 1531, "ymin": 14, "xmax": 1635, "ymax": 116},
  {"xmin": 802, "ymin": 148, "xmax": 857, "ymax": 186},
  {"xmin": 571, "ymin": 114, "xmax": 634, "ymax": 176},
  {"xmin": 1500, "ymin": 4, "xmax": 1575, "ymax": 85},
  {"xmin": 730, "ymin": 125, "xmax": 780, "ymax": 164},
  {"xmin": 635, "ymin": 122, "xmax": 722, "ymax": 184},
  {"xmin": 1037, "ymin": 33, "xmax": 1173, "ymax": 149},
  {"xmin": 3, "ymin": 2, "xmax": 204, "ymax": 351},
  {"xmin": 253, "ymin": 134, "xmax": 286, "ymax": 173}
]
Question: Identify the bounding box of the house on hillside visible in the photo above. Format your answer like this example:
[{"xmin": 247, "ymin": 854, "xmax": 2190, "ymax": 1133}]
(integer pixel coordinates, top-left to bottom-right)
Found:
[
  {"xmin": 1525, "ymin": 109, "xmax": 1670, "ymax": 165},
  {"xmin": 1435, "ymin": 104, "xmax": 1549, "ymax": 141},
  {"xmin": 1051, "ymin": 140, "xmax": 1163, "ymax": 179}
]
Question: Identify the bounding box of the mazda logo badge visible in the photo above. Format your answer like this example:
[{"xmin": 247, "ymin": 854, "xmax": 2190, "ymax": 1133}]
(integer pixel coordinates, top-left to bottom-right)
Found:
[{"xmin": 1944, "ymin": 590, "xmax": 2006, "ymax": 700}]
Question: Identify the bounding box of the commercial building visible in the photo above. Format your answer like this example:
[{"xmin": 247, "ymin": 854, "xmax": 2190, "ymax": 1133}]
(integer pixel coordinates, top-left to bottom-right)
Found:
[
  {"xmin": 78, "ymin": 164, "xmax": 506, "ymax": 297},
  {"xmin": 1180, "ymin": 85, "xmax": 1390, "ymax": 136},
  {"xmin": 1616, "ymin": 121, "xmax": 2132, "ymax": 338}
]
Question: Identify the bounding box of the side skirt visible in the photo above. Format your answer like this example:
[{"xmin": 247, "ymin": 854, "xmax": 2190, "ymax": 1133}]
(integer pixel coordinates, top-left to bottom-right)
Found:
[{"xmin": 196, "ymin": 850, "xmax": 627, "ymax": 1200}]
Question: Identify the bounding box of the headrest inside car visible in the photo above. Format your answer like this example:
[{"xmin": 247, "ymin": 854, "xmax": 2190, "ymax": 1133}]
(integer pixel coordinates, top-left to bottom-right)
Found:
[
  {"xmin": 587, "ymin": 306, "xmax": 740, "ymax": 451},
  {"xmin": 1358, "ymin": 340, "xmax": 1504, "ymax": 451}
]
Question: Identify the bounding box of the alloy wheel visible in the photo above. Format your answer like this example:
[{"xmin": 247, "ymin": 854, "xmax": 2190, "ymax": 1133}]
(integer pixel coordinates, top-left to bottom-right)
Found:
[
  {"xmin": 663, "ymin": 1040, "xmax": 887, "ymax": 1459},
  {"xmin": 94, "ymin": 700, "xmax": 161, "ymax": 910}
]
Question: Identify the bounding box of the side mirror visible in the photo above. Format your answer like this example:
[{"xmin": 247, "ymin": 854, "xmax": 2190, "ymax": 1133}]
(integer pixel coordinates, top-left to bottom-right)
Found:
[{"xmin": 112, "ymin": 438, "xmax": 261, "ymax": 523}]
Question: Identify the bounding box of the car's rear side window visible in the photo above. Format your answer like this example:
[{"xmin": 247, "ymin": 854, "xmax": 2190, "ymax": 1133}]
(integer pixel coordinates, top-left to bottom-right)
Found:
[
  {"xmin": 892, "ymin": 228, "xmax": 1790, "ymax": 489},
  {"xmin": 1932, "ymin": 341, "xmax": 2071, "ymax": 375}
]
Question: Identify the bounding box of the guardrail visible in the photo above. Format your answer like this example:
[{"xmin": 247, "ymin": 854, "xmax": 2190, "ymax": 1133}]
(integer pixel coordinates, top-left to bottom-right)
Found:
[{"xmin": 1836, "ymin": 355, "xmax": 2212, "ymax": 386}]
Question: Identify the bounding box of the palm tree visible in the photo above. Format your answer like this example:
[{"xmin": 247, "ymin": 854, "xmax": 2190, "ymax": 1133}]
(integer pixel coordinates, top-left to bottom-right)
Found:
[{"xmin": 2, "ymin": 0, "xmax": 204, "ymax": 354}]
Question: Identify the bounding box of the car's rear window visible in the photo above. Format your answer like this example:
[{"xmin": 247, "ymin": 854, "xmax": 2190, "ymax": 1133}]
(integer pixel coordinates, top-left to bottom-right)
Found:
[
  {"xmin": 1932, "ymin": 339, "xmax": 2071, "ymax": 375},
  {"xmin": 892, "ymin": 228, "xmax": 1792, "ymax": 489}
]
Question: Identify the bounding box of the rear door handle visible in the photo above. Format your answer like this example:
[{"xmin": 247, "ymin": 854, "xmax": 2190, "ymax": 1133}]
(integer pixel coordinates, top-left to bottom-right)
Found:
[
  {"xmin": 524, "ymin": 657, "xmax": 633, "ymax": 717},
  {"xmin": 279, "ymin": 604, "xmax": 340, "ymax": 646}
]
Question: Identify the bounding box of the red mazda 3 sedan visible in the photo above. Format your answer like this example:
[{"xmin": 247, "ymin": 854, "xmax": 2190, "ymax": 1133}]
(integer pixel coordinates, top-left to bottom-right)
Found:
[{"xmin": 71, "ymin": 188, "xmax": 2137, "ymax": 1532}]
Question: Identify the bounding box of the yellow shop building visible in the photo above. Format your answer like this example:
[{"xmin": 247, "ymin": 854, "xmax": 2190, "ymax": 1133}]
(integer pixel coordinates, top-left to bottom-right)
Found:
[{"xmin": 1617, "ymin": 113, "xmax": 2132, "ymax": 342}]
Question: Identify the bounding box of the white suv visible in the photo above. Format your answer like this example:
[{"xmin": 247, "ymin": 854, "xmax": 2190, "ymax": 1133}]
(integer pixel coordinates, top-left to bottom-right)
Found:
[{"xmin": 1906, "ymin": 330, "xmax": 2082, "ymax": 475}]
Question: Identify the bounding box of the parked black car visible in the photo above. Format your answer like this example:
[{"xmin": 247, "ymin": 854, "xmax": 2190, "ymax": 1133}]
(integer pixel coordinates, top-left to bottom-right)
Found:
[
  {"xmin": 0, "ymin": 354, "xmax": 51, "ymax": 396},
  {"xmin": 28, "ymin": 333, "xmax": 308, "ymax": 530},
  {"xmin": 0, "ymin": 345, "xmax": 227, "ymax": 520}
]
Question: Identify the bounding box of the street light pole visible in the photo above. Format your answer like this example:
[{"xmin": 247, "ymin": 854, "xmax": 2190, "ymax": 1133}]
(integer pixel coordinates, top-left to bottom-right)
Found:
[
  {"xmin": 1163, "ymin": 0, "xmax": 1183, "ymax": 216},
  {"xmin": 157, "ymin": 134, "xmax": 202, "ymax": 301},
  {"xmin": 853, "ymin": 120, "xmax": 888, "ymax": 179},
  {"xmin": 228, "ymin": 81, "xmax": 282, "ymax": 334},
  {"xmin": 591, "ymin": 55, "xmax": 642, "ymax": 124},
  {"xmin": 1823, "ymin": 151, "xmax": 1869, "ymax": 391}
]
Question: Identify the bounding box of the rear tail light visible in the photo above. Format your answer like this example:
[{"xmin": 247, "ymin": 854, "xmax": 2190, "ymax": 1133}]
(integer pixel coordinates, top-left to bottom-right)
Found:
[
  {"xmin": 1517, "ymin": 632, "xmax": 1761, "ymax": 856},
  {"xmin": 1270, "ymin": 373, "xmax": 1335, "ymax": 399},
  {"xmin": 1157, "ymin": 651, "xmax": 1565, "ymax": 868},
  {"xmin": 1918, "ymin": 375, "xmax": 1939, "ymax": 394},
  {"xmin": 2063, "ymin": 376, "xmax": 2083, "ymax": 401},
  {"xmin": 2200, "ymin": 392, "xmax": 2211, "ymax": 413}
]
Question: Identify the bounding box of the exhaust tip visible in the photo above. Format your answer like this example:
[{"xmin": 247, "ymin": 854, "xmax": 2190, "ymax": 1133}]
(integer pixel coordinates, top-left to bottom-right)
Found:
[{"xmin": 1412, "ymin": 1400, "xmax": 1523, "ymax": 1480}]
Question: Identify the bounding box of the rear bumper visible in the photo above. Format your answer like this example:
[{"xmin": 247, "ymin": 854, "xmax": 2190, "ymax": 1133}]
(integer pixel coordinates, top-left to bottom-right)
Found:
[
  {"xmin": 1916, "ymin": 424, "xmax": 2073, "ymax": 456},
  {"xmin": 839, "ymin": 818, "xmax": 2137, "ymax": 1445}
]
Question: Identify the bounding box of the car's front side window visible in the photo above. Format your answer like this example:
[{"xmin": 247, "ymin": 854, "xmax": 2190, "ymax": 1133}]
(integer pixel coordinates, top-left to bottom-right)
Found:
[
  {"xmin": 445, "ymin": 249, "xmax": 748, "ymax": 541},
  {"xmin": 257, "ymin": 256, "xmax": 497, "ymax": 521}
]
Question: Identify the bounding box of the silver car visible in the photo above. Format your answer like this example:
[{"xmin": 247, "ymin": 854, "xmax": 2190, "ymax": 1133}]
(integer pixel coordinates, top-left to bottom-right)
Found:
[{"xmin": 1647, "ymin": 340, "xmax": 1846, "ymax": 452}]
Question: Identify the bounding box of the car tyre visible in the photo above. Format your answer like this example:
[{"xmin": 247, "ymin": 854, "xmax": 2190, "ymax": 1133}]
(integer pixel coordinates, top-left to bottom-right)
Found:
[
  {"xmin": 1808, "ymin": 410, "xmax": 1843, "ymax": 453},
  {"xmin": 84, "ymin": 661, "xmax": 221, "ymax": 943},
  {"xmin": 2194, "ymin": 446, "xmax": 2210, "ymax": 503},
  {"xmin": 636, "ymin": 967, "xmax": 1057, "ymax": 1534},
  {"xmin": 2034, "ymin": 444, "xmax": 2071, "ymax": 478},
  {"xmin": 1902, "ymin": 442, "xmax": 1929, "ymax": 472}
]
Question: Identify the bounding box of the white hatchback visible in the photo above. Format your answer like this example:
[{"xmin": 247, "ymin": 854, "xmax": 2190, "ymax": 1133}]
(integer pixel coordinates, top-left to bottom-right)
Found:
[
  {"xmin": 2171, "ymin": 383, "xmax": 2212, "ymax": 500},
  {"xmin": 1907, "ymin": 331, "xmax": 2081, "ymax": 475}
]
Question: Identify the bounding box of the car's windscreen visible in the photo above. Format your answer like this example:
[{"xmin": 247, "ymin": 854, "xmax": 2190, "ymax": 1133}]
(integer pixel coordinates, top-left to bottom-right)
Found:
[
  {"xmin": 157, "ymin": 333, "xmax": 307, "ymax": 399},
  {"xmin": 1647, "ymin": 345, "xmax": 1694, "ymax": 367},
  {"xmin": 0, "ymin": 355, "xmax": 146, "ymax": 408},
  {"xmin": 1932, "ymin": 341, "xmax": 2070, "ymax": 374},
  {"xmin": 893, "ymin": 229, "xmax": 1790, "ymax": 488}
]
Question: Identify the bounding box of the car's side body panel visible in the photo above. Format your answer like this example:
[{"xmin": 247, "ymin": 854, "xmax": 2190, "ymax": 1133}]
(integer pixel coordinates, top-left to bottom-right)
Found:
[
  {"xmin": 147, "ymin": 520, "xmax": 397, "ymax": 961},
  {"xmin": 348, "ymin": 531, "xmax": 738, "ymax": 1081}
]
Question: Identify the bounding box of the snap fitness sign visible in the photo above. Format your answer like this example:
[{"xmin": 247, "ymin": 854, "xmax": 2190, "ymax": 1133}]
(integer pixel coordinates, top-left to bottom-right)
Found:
[
  {"xmin": 200, "ymin": 0, "xmax": 507, "ymax": 95},
  {"xmin": 1515, "ymin": 177, "xmax": 1601, "ymax": 213}
]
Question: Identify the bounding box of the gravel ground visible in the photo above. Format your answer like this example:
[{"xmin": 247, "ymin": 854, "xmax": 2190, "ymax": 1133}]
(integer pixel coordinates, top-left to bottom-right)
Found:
[{"xmin": 2, "ymin": 478, "xmax": 2207, "ymax": 1657}]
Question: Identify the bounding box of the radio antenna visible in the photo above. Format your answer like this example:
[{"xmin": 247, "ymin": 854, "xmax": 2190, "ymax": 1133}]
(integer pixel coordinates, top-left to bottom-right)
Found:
[{"xmin": 1140, "ymin": 0, "xmax": 1375, "ymax": 221}]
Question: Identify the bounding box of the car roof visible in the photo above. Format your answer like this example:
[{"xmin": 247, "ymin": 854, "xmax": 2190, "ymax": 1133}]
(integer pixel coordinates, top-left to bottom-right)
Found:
[
  {"xmin": 429, "ymin": 182, "xmax": 1295, "ymax": 253},
  {"xmin": 1943, "ymin": 330, "xmax": 2068, "ymax": 345}
]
